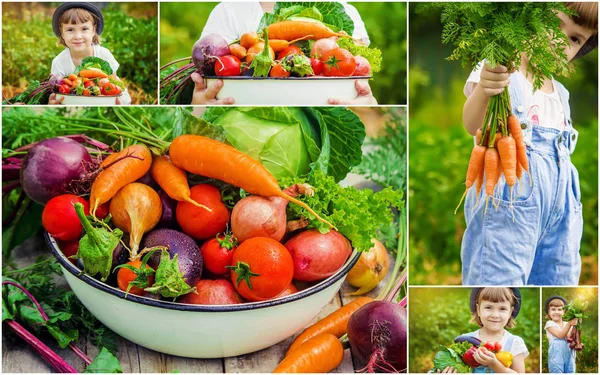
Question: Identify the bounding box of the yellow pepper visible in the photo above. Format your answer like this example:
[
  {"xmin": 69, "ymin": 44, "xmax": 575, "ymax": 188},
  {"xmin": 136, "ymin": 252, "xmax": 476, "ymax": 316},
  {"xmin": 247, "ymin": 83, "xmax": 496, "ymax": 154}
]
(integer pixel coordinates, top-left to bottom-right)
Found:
[{"xmin": 496, "ymin": 351, "xmax": 513, "ymax": 368}]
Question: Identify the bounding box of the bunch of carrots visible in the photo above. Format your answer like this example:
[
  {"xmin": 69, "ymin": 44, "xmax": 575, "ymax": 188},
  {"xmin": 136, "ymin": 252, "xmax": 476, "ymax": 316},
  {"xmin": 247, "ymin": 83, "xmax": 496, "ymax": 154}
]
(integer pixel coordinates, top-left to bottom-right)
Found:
[{"xmin": 455, "ymin": 90, "xmax": 530, "ymax": 217}]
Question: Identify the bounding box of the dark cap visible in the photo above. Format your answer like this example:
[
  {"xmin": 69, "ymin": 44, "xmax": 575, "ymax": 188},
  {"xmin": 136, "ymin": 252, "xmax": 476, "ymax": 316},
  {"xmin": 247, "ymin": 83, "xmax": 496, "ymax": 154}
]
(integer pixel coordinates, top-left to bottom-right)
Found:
[
  {"xmin": 544, "ymin": 295, "xmax": 568, "ymax": 313},
  {"xmin": 52, "ymin": 2, "xmax": 104, "ymax": 37},
  {"xmin": 470, "ymin": 288, "xmax": 522, "ymax": 319}
]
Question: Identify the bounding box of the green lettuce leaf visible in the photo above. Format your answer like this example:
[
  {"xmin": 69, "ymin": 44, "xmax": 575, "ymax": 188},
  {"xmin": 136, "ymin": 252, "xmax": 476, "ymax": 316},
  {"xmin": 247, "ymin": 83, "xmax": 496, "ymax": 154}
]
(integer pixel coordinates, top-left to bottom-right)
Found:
[
  {"xmin": 432, "ymin": 345, "xmax": 472, "ymax": 373},
  {"xmin": 258, "ymin": 2, "xmax": 354, "ymax": 35}
]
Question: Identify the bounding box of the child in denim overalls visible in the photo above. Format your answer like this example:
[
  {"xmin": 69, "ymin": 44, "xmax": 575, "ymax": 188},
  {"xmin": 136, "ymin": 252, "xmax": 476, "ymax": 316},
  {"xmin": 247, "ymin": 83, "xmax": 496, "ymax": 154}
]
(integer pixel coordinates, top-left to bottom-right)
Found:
[
  {"xmin": 461, "ymin": 3, "xmax": 598, "ymax": 285},
  {"xmin": 544, "ymin": 296, "xmax": 579, "ymax": 373}
]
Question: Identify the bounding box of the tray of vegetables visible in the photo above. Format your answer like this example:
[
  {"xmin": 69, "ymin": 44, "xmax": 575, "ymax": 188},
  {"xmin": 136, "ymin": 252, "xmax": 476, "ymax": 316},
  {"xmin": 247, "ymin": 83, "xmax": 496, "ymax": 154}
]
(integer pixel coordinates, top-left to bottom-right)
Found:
[
  {"xmin": 432, "ymin": 335, "xmax": 513, "ymax": 373},
  {"xmin": 160, "ymin": 3, "xmax": 381, "ymax": 105},
  {"xmin": 3, "ymin": 106, "xmax": 403, "ymax": 359}
]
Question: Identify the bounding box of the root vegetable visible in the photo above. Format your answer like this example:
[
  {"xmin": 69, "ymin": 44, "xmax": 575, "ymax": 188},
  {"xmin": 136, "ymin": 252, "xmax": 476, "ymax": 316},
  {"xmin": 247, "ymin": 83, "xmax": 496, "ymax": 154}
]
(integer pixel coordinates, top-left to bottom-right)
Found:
[{"xmin": 346, "ymin": 239, "xmax": 389, "ymax": 295}]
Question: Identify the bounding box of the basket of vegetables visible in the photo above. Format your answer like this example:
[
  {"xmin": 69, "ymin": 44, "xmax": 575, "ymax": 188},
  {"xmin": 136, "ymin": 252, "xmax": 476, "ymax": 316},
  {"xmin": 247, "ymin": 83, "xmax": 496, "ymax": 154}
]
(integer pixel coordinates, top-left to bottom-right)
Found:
[
  {"xmin": 4, "ymin": 107, "xmax": 403, "ymax": 359},
  {"xmin": 160, "ymin": 3, "xmax": 381, "ymax": 105}
]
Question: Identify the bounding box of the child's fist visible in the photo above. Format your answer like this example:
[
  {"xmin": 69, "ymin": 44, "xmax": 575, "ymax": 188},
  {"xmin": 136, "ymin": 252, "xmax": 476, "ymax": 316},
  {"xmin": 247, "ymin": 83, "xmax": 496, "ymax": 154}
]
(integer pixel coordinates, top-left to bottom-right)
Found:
[{"xmin": 478, "ymin": 63, "xmax": 510, "ymax": 97}]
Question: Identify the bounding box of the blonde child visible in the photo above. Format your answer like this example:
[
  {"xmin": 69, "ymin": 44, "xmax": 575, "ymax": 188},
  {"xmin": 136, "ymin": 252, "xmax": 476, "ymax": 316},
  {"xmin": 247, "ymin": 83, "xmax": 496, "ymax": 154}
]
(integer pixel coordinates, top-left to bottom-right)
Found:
[
  {"xmin": 544, "ymin": 296, "xmax": 579, "ymax": 373},
  {"xmin": 461, "ymin": 3, "xmax": 598, "ymax": 285},
  {"xmin": 48, "ymin": 2, "xmax": 130, "ymax": 105}
]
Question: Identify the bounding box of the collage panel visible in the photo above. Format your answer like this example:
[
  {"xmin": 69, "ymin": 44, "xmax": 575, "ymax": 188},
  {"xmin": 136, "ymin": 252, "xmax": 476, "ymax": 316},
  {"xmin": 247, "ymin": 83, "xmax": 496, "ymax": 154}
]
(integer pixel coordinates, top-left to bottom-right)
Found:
[
  {"xmin": 2, "ymin": 2, "xmax": 158, "ymax": 105},
  {"xmin": 409, "ymin": 286, "xmax": 541, "ymax": 373},
  {"xmin": 541, "ymin": 287, "xmax": 598, "ymax": 373},
  {"xmin": 159, "ymin": 1, "xmax": 406, "ymax": 105},
  {"xmin": 2, "ymin": 105, "xmax": 407, "ymax": 372},
  {"xmin": 408, "ymin": 2, "xmax": 599, "ymax": 286}
]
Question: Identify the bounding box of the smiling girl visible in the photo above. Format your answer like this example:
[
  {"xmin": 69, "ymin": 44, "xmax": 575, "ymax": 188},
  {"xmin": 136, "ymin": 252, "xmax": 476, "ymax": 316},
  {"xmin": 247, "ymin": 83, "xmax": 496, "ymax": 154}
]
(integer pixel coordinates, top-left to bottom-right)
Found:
[
  {"xmin": 49, "ymin": 2, "xmax": 130, "ymax": 104},
  {"xmin": 544, "ymin": 296, "xmax": 579, "ymax": 373}
]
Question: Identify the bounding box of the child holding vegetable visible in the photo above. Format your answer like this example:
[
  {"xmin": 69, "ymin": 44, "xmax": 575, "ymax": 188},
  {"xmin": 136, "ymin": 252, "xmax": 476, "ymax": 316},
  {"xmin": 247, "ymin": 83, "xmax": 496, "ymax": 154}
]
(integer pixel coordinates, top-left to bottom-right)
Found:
[
  {"xmin": 544, "ymin": 296, "xmax": 579, "ymax": 373},
  {"xmin": 190, "ymin": 1, "xmax": 377, "ymax": 105},
  {"xmin": 48, "ymin": 2, "xmax": 131, "ymax": 105},
  {"xmin": 461, "ymin": 2, "xmax": 598, "ymax": 285}
]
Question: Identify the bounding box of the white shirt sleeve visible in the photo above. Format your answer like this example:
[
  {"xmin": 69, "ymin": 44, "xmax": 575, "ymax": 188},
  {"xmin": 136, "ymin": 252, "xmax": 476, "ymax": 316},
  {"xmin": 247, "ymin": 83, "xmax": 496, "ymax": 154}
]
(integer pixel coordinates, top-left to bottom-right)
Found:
[
  {"xmin": 510, "ymin": 335, "xmax": 529, "ymax": 358},
  {"xmin": 341, "ymin": 3, "xmax": 370, "ymax": 44},
  {"xmin": 200, "ymin": 3, "xmax": 264, "ymax": 44},
  {"xmin": 464, "ymin": 61, "xmax": 484, "ymax": 98},
  {"xmin": 50, "ymin": 49, "xmax": 74, "ymax": 77}
]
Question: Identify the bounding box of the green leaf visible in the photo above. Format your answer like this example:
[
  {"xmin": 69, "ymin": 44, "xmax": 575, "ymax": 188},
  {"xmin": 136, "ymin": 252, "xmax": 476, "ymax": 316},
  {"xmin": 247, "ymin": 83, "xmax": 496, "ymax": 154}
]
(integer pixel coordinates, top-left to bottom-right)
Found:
[
  {"xmin": 85, "ymin": 347, "xmax": 123, "ymax": 373},
  {"xmin": 74, "ymin": 57, "xmax": 114, "ymax": 75},
  {"xmin": 144, "ymin": 252, "xmax": 195, "ymax": 299},
  {"xmin": 251, "ymin": 28, "xmax": 273, "ymax": 77},
  {"xmin": 259, "ymin": 2, "xmax": 354, "ymax": 35},
  {"xmin": 433, "ymin": 345, "xmax": 472, "ymax": 373},
  {"xmin": 337, "ymin": 37, "xmax": 382, "ymax": 73}
]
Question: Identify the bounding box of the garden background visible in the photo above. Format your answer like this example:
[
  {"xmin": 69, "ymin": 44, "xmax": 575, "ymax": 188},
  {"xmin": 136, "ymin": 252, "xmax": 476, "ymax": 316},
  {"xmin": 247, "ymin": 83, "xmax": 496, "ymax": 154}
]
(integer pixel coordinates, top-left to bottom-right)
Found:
[
  {"xmin": 2, "ymin": 2, "xmax": 158, "ymax": 104},
  {"xmin": 408, "ymin": 4, "xmax": 599, "ymax": 285},
  {"xmin": 409, "ymin": 287, "xmax": 541, "ymax": 373},
  {"xmin": 159, "ymin": 2, "xmax": 407, "ymax": 105},
  {"xmin": 541, "ymin": 287, "xmax": 598, "ymax": 373}
]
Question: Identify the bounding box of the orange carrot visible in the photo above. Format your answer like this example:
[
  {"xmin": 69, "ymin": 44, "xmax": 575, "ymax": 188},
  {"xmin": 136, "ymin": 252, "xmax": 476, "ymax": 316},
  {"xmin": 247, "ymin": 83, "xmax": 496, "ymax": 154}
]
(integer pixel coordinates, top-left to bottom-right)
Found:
[
  {"xmin": 267, "ymin": 20, "xmax": 345, "ymax": 41},
  {"xmin": 455, "ymin": 145, "xmax": 486, "ymax": 214},
  {"xmin": 475, "ymin": 128, "xmax": 483, "ymax": 145},
  {"xmin": 274, "ymin": 334, "xmax": 344, "ymax": 373},
  {"xmin": 507, "ymin": 114, "xmax": 529, "ymax": 172},
  {"xmin": 516, "ymin": 160, "xmax": 523, "ymax": 181},
  {"xmin": 169, "ymin": 135, "xmax": 334, "ymax": 229},
  {"xmin": 493, "ymin": 132, "xmax": 502, "ymax": 148},
  {"xmin": 286, "ymin": 296, "xmax": 372, "ymax": 355},
  {"xmin": 90, "ymin": 144, "xmax": 152, "ymax": 216},
  {"xmin": 268, "ymin": 36, "xmax": 310, "ymax": 52},
  {"xmin": 240, "ymin": 31, "xmax": 260, "ymax": 49},
  {"xmin": 79, "ymin": 68, "xmax": 108, "ymax": 79},
  {"xmin": 150, "ymin": 155, "xmax": 211, "ymax": 211},
  {"xmin": 229, "ymin": 43, "xmax": 247, "ymax": 60},
  {"xmin": 484, "ymin": 147, "xmax": 499, "ymax": 196},
  {"xmin": 498, "ymin": 136, "xmax": 517, "ymax": 187}
]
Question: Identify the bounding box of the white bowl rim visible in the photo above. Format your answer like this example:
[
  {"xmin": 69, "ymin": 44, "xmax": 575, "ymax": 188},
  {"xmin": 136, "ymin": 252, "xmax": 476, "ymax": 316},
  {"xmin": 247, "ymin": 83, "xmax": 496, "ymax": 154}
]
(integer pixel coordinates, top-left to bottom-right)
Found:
[
  {"xmin": 46, "ymin": 232, "xmax": 360, "ymax": 312},
  {"xmin": 56, "ymin": 93, "xmax": 120, "ymax": 98},
  {"xmin": 205, "ymin": 76, "xmax": 372, "ymax": 81}
]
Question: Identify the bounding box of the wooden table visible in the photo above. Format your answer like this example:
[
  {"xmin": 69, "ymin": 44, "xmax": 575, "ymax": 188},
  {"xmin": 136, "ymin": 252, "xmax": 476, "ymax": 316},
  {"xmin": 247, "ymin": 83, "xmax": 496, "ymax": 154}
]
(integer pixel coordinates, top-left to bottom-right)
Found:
[{"xmin": 3, "ymin": 234, "xmax": 388, "ymax": 373}]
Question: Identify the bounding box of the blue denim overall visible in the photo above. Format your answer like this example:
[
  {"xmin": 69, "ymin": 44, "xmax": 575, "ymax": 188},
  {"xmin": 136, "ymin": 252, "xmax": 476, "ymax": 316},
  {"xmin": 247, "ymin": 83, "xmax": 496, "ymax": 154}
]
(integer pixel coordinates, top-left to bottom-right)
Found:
[
  {"xmin": 462, "ymin": 72, "xmax": 583, "ymax": 285},
  {"xmin": 468, "ymin": 331, "xmax": 515, "ymax": 373},
  {"xmin": 548, "ymin": 334, "xmax": 576, "ymax": 373}
]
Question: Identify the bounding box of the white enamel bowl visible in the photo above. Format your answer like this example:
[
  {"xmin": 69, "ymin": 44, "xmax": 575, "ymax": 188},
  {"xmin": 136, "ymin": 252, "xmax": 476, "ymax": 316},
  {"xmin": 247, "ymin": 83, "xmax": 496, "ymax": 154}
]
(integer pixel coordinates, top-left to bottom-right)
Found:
[
  {"xmin": 55, "ymin": 94, "xmax": 120, "ymax": 105},
  {"xmin": 205, "ymin": 76, "xmax": 371, "ymax": 105},
  {"xmin": 46, "ymin": 232, "xmax": 359, "ymax": 358}
]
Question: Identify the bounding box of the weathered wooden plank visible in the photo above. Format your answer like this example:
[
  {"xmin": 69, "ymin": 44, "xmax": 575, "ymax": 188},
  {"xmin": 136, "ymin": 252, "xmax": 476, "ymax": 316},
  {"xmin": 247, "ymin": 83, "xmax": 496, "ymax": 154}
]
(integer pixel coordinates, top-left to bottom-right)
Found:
[
  {"xmin": 85, "ymin": 335, "xmax": 141, "ymax": 373},
  {"xmin": 137, "ymin": 345, "xmax": 223, "ymax": 373}
]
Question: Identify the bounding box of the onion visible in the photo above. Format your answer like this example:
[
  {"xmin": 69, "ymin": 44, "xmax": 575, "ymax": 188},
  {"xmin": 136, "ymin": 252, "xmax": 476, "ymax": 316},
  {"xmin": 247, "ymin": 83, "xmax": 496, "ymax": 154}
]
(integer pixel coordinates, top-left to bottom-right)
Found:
[
  {"xmin": 20, "ymin": 137, "xmax": 92, "ymax": 205},
  {"xmin": 191, "ymin": 34, "xmax": 231, "ymax": 76},
  {"xmin": 346, "ymin": 239, "xmax": 389, "ymax": 295}
]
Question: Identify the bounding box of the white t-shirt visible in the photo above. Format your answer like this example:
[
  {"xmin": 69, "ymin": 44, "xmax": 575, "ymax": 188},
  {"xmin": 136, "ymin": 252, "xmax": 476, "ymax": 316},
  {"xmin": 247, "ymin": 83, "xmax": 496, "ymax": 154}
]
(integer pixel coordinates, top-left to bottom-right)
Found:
[
  {"xmin": 200, "ymin": 2, "xmax": 370, "ymax": 45},
  {"xmin": 51, "ymin": 44, "xmax": 131, "ymax": 105},
  {"xmin": 464, "ymin": 62, "xmax": 566, "ymax": 131},
  {"xmin": 469, "ymin": 329, "xmax": 529, "ymax": 358},
  {"xmin": 545, "ymin": 320, "xmax": 569, "ymax": 342}
]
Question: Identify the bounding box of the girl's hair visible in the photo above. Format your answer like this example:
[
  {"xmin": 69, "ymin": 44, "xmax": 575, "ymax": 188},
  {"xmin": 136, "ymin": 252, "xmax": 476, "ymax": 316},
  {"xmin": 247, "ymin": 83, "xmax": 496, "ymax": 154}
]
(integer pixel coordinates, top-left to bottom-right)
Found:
[
  {"xmin": 58, "ymin": 8, "xmax": 100, "ymax": 47},
  {"xmin": 471, "ymin": 288, "xmax": 517, "ymax": 329},
  {"xmin": 545, "ymin": 298, "xmax": 566, "ymax": 320},
  {"xmin": 565, "ymin": 2, "xmax": 598, "ymax": 59}
]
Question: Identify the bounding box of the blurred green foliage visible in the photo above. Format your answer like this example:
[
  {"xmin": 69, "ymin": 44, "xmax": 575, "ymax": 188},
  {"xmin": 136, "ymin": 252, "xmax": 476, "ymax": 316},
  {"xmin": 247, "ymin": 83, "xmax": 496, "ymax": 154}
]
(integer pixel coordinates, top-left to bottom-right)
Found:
[
  {"xmin": 409, "ymin": 287, "xmax": 540, "ymax": 373},
  {"xmin": 409, "ymin": 4, "xmax": 598, "ymax": 285},
  {"xmin": 541, "ymin": 288, "xmax": 598, "ymax": 373},
  {"xmin": 159, "ymin": 2, "xmax": 406, "ymax": 105},
  {"xmin": 2, "ymin": 2, "xmax": 158, "ymax": 103}
]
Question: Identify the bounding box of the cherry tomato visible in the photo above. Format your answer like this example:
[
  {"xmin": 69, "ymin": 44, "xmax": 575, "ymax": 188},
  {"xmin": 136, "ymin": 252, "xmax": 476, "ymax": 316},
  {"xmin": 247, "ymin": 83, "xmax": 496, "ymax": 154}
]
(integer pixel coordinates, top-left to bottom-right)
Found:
[
  {"xmin": 321, "ymin": 48, "xmax": 356, "ymax": 77},
  {"xmin": 215, "ymin": 55, "xmax": 241, "ymax": 77},
  {"xmin": 176, "ymin": 184, "xmax": 230, "ymax": 240},
  {"xmin": 57, "ymin": 240, "xmax": 79, "ymax": 265},
  {"xmin": 269, "ymin": 64, "xmax": 290, "ymax": 78},
  {"xmin": 494, "ymin": 342, "xmax": 503, "ymax": 352},
  {"xmin": 83, "ymin": 89, "xmax": 91, "ymax": 96},
  {"xmin": 42, "ymin": 195, "xmax": 89, "ymax": 241},
  {"xmin": 117, "ymin": 260, "xmax": 155, "ymax": 296},
  {"xmin": 84, "ymin": 80, "xmax": 94, "ymax": 88},
  {"xmin": 483, "ymin": 342, "xmax": 496, "ymax": 352},
  {"xmin": 101, "ymin": 82, "xmax": 118, "ymax": 95},
  {"xmin": 277, "ymin": 45, "xmax": 303, "ymax": 60},
  {"xmin": 229, "ymin": 237, "xmax": 293, "ymax": 302},
  {"xmin": 201, "ymin": 234, "xmax": 238, "ymax": 275},
  {"xmin": 58, "ymin": 84, "xmax": 71, "ymax": 94},
  {"xmin": 310, "ymin": 58, "xmax": 323, "ymax": 75}
]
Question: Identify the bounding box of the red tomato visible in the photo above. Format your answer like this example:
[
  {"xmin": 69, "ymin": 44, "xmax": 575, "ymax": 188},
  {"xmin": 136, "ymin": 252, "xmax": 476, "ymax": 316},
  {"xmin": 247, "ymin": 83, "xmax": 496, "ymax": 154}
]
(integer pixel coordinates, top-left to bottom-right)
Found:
[
  {"xmin": 176, "ymin": 184, "xmax": 230, "ymax": 240},
  {"xmin": 269, "ymin": 64, "xmax": 290, "ymax": 78},
  {"xmin": 483, "ymin": 342, "xmax": 496, "ymax": 352},
  {"xmin": 321, "ymin": 48, "xmax": 356, "ymax": 77},
  {"xmin": 201, "ymin": 234, "xmax": 238, "ymax": 275},
  {"xmin": 83, "ymin": 89, "xmax": 91, "ymax": 96},
  {"xmin": 58, "ymin": 84, "xmax": 71, "ymax": 94},
  {"xmin": 42, "ymin": 195, "xmax": 89, "ymax": 241},
  {"xmin": 215, "ymin": 55, "xmax": 241, "ymax": 77},
  {"xmin": 84, "ymin": 80, "xmax": 94, "ymax": 88},
  {"xmin": 277, "ymin": 45, "xmax": 303, "ymax": 60},
  {"xmin": 101, "ymin": 82, "xmax": 118, "ymax": 95},
  {"xmin": 57, "ymin": 240, "xmax": 79, "ymax": 265},
  {"xmin": 494, "ymin": 342, "xmax": 503, "ymax": 352},
  {"xmin": 117, "ymin": 260, "xmax": 155, "ymax": 296},
  {"xmin": 229, "ymin": 237, "xmax": 293, "ymax": 302},
  {"xmin": 310, "ymin": 58, "xmax": 324, "ymax": 75}
]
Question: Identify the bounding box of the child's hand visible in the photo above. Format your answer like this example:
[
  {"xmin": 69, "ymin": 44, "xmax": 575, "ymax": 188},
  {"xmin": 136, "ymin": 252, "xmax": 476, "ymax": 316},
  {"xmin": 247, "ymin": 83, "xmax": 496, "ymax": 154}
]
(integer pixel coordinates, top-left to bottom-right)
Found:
[
  {"xmin": 48, "ymin": 93, "xmax": 64, "ymax": 105},
  {"xmin": 478, "ymin": 63, "xmax": 510, "ymax": 97},
  {"xmin": 190, "ymin": 72, "xmax": 234, "ymax": 105},
  {"xmin": 328, "ymin": 80, "xmax": 378, "ymax": 105},
  {"xmin": 473, "ymin": 347, "xmax": 499, "ymax": 367},
  {"xmin": 569, "ymin": 318, "xmax": 579, "ymax": 326}
]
